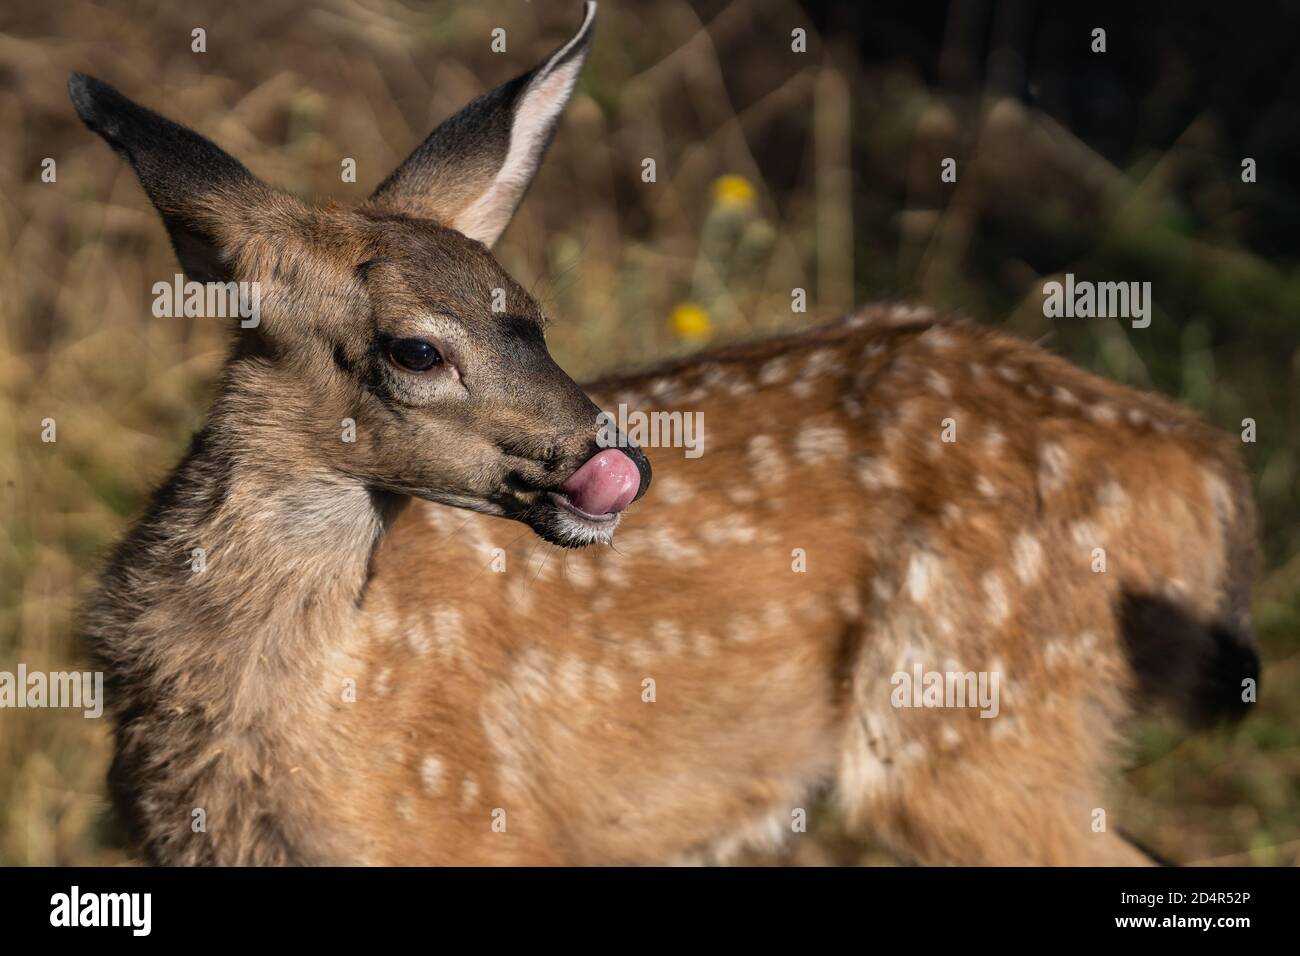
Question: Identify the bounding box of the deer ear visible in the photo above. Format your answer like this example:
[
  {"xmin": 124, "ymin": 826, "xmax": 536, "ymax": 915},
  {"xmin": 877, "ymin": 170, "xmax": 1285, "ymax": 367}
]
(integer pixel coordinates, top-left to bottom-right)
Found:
[
  {"xmin": 69, "ymin": 72, "xmax": 280, "ymax": 283},
  {"xmin": 366, "ymin": 1, "xmax": 596, "ymax": 246}
]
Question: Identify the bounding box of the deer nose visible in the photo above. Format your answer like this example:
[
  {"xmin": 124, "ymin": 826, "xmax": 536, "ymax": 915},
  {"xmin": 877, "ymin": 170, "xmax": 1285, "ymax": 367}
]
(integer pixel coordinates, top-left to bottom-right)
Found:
[{"xmin": 561, "ymin": 449, "xmax": 642, "ymax": 515}]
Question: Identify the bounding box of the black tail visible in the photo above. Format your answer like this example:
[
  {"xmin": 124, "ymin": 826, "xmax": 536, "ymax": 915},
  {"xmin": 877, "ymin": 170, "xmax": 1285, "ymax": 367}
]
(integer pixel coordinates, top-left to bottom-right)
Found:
[{"xmin": 1119, "ymin": 592, "xmax": 1259, "ymax": 728}]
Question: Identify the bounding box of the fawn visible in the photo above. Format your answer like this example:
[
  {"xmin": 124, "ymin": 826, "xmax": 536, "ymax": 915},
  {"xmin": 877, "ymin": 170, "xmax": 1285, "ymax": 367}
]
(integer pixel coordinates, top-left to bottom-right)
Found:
[{"xmin": 73, "ymin": 2, "xmax": 1258, "ymax": 865}]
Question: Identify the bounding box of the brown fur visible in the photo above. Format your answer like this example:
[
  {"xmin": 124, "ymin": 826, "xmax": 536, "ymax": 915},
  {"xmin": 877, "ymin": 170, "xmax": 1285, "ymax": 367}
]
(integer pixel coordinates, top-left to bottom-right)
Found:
[
  {"xmin": 73, "ymin": 6, "xmax": 1258, "ymax": 866},
  {"xmin": 87, "ymin": 303, "xmax": 1258, "ymax": 866}
]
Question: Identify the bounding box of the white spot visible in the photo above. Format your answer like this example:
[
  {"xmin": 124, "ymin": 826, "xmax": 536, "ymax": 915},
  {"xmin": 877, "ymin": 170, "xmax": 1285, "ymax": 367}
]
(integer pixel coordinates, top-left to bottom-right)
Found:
[
  {"xmin": 1087, "ymin": 403, "xmax": 1118, "ymax": 425},
  {"xmin": 512, "ymin": 645, "xmax": 553, "ymax": 705},
  {"xmin": 624, "ymin": 637, "xmax": 653, "ymax": 665},
  {"xmin": 431, "ymin": 606, "xmax": 464, "ymax": 661},
  {"xmin": 989, "ymin": 716, "xmax": 1016, "ymax": 742},
  {"xmin": 654, "ymin": 620, "xmax": 685, "ymax": 656},
  {"xmin": 747, "ymin": 434, "xmax": 788, "ymax": 484},
  {"xmin": 803, "ymin": 348, "xmax": 843, "ymax": 378},
  {"xmin": 762, "ymin": 602, "xmax": 791, "ymax": 633},
  {"xmin": 1038, "ymin": 442, "xmax": 1070, "ymax": 494},
  {"xmin": 691, "ymin": 631, "xmax": 719, "ymax": 656},
  {"xmin": 420, "ymin": 502, "xmax": 459, "ymax": 534},
  {"xmin": 1070, "ymin": 519, "xmax": 1100, "ymax": 548},
  {"xmin": 982, "ymin": 572, "xmax": 1010, "ymax": 622},
  {"xmin": 758, "ymin": 356, "xmax": 789, "ymax": 386},
  {"xmin": 856, "ymin": 457, "xmax": 900, "ymax": 490},
  {"xmin": 650, "ymin": 376, "xmax": 679, "ymax": 402},
  {"xmin": 1044, "ymin": 638, "xmax": 1068, "ymax": 668},
  {"xmin": 396, "ymin": 796, "xmax": 416, "ymax": 822},
  {"xmin": 906, "ymin": 550, "xmax": 937, "ymax": 601},
  {"xmin": 887, "ymin": 303, "xmax": 935, "ymax": 325},
  {"xmin": 727, "ymin": 612, "xmax": 758, "ymax": 643},
  {"xmin": 839, "ymin": 713, "xmax": 890, "ymax": 806},
  {"xmin": 406, "ymin": 623, "xmax": 431, "ymax": 656},
  {"xmin": 700, "ymin": 517, "xmax": 758, "ymax": 545},
  {"xmin": 591, "ymin": 663, "xmax": 619, "ymax": 695},
  {"xmin": 919, "ymin": 326, "xmax": 956, "ymax": 351},
  {"xmin": 976, "ymin": 475, "xmax": 997, "ymax": 498},
  {"xmin": 1202, "ymin": 469, "xmax": 1236, "ymax": 525},
  {"xmin": 728, "ymin": 376, "xmax": 754, "ymax": 397},
  {"xmin": 420, "ymin": 756, "xmax": 445, "ymax": 794},
  {"xmin": 727, "ymin": 484, "xmax": 760, "ymax": 504},
  {"xmin": 629, "ymin": 527, "xmax": 703, "ymax": 564},
  {"xmin": 1051, "ymin": 387, "xmax": 1077, "ymax": 407},
  {"xmin": 460, "ymin": 775, "xmax": 480, "ymax": 810},
  {"xmin": 795, "ymin": 424, "xmax": 849, "ymax": 464},
  {"xmin": 653, "ymin": 475, "xmax": 692, "ymax": 505},
  {"xmin": 699, "ymin": 365, "xmax": 729, "ymax": 390},
  {"xmin": 1097, "ymin": 479, "xmax": 1130, "ymax": 517},
  {"xmin": 554, "ymin": 654, "xmax": 588, "ymax": 697},
  {"xmin": 564, "ymin": 553, "xmax": 596, "ymax": 589},
  {"xmin": 925, "ymin": 369, "xmax": 953, "ymax": 398},
  {"xmin": 1012, "ymin": 531, "xmax": 1044, "ymax": 584},
  {"xmin": 479, "ymin": 691, "xmax": 533, "ymax": 798},
  {"xmin": 599, "ymin": 556, "xmax": 628, "ymax": 587}
]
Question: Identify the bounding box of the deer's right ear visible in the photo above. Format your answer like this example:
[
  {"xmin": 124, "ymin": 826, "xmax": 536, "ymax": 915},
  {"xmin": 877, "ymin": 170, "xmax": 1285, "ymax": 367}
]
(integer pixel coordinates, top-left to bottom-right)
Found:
[
  {"xmin": 365, "ymin": 2, "xmax": 597, "ymax": 247},
  {"xmin": 68, "ymin": 72, "xmax": 288, "ymax": 283}
]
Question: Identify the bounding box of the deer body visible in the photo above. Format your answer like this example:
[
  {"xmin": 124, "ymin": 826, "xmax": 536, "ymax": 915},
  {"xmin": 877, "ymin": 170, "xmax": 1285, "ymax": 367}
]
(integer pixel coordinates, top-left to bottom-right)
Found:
[
  {"xmin": 90, "ymin": 306, "xmax": 1255, "ymax": 865},
  {"xmin": 72, "ymin": 4, "xmax": 1257, "ymax": 866}
]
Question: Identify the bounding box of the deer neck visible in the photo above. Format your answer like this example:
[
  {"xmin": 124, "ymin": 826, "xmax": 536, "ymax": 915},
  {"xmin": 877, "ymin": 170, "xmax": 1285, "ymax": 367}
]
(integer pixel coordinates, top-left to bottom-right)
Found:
[{"xmin": 95, "ymin": 373, "xmax": 404, "ymax": 728}]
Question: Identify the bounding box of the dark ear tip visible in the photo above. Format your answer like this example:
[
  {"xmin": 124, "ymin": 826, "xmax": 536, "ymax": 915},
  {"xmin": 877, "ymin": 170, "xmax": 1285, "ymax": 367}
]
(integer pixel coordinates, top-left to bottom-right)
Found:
[
  {"xmin": 542, "ymin": 1, "xmax": 596, "ymax": 74},
  {"xmin": 68, "ymin": 72, "xmax": 108, "ymax": 124}
]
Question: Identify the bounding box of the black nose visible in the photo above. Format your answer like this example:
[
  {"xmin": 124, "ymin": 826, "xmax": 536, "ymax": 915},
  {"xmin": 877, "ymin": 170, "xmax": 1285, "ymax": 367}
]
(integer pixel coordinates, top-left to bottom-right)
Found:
[{"xmin": 627, "ymin": 444, "xmax": 652, "ymax": 502}]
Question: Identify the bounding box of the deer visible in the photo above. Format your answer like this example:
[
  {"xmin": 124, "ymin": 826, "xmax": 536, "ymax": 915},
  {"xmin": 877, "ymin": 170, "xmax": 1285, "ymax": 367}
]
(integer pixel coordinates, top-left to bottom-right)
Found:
[{"xmin": 71, "ymin": 1, "xmax": 1258, "ymax": 866}]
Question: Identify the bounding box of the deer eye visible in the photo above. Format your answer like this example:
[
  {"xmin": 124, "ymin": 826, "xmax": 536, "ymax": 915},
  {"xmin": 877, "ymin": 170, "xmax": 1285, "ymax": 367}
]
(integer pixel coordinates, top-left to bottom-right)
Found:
[{"xmin": 388, "ymin": 338, "xmax": 442, "ymax": 372}]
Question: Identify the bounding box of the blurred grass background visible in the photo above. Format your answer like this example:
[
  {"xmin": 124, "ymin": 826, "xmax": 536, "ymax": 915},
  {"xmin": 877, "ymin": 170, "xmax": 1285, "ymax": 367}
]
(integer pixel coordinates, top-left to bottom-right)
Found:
[{"xmin": 0, "ymin": 0, "xmax": 1296, "ymax": 865}]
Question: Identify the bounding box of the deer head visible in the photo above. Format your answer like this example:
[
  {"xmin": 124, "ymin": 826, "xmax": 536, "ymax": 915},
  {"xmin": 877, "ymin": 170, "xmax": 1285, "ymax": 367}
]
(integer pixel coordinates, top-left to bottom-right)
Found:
[{"xmin": 68, "ymin": 1, "xmax": 650, "ymax": 548}]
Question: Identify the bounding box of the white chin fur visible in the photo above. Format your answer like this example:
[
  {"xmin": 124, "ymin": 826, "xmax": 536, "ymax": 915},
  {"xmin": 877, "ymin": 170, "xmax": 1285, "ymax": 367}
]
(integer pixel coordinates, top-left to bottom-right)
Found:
[{"xmin": 551, "ymin": 510, "xmax": 620, "ymax": 547}]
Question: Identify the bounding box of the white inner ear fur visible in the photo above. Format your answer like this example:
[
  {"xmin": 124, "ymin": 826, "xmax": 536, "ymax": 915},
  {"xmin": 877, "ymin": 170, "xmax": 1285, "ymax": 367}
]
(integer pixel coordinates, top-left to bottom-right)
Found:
[{"xmin": 453, "ymin": 2, "xmax": 595, "ymax": 246}]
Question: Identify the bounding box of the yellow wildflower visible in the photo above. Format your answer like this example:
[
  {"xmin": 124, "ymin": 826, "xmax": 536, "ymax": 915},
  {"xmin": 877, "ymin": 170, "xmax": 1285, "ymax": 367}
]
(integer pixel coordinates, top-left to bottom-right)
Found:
[
  {"xmin": 670, "ymin": 303, "xmax": 713, "ymax": 342},
  {"xmin": 711, "ymin": 174, "xmax": 756, "ymax": 209}
]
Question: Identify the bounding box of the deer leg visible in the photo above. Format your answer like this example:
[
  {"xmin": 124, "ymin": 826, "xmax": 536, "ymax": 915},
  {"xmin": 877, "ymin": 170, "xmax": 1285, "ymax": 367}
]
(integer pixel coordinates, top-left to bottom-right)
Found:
[{"xmin": 835, "ymin": 575, "xmax": 1150, "ymax": 865}]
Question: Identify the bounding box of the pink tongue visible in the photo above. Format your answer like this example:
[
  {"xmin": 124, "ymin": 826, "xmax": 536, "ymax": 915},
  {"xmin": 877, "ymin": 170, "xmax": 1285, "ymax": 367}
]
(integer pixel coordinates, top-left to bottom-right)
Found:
[{"xmin": 561, "ymin": 449, "xmax": 641, "ymax": 516}]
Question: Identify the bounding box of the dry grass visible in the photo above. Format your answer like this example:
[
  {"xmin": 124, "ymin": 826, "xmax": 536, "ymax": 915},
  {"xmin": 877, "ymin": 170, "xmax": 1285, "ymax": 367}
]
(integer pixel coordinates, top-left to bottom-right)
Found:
[{"xmin": 0, "ymin": 0, "xmax": 1295, "ymax": 865}]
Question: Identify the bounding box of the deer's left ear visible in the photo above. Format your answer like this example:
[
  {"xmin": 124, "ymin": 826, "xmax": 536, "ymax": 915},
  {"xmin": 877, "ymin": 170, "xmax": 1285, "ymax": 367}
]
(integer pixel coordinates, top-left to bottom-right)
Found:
[{"xmin": 366, "ymin": 1, "xmax": 596, "ymax": 246}]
